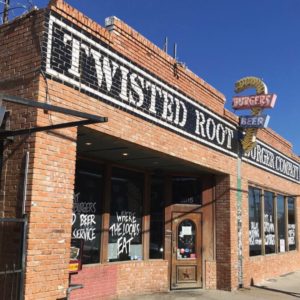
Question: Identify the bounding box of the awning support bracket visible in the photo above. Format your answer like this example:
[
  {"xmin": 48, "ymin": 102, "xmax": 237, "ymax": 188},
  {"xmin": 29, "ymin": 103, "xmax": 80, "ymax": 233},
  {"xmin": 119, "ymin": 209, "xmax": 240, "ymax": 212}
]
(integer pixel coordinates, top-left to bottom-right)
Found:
[{"xmin": 0, "ymin": 94, "xmax": 108, "ymax": 138}]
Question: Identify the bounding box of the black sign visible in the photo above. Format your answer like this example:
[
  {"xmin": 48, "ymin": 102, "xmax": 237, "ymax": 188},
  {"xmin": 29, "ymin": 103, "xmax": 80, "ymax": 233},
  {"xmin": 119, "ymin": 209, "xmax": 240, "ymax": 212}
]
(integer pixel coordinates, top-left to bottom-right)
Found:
[
  {"xmin": 42, "ymin": 12, "xmax": 299, "ymax": 184},
  {"xmin": 43, "ymin": 12, "xmax": 238, "ymax": 157},
  {"xmin": 243, "ymin": 141, "xmax": 299, "ymax": 183}
]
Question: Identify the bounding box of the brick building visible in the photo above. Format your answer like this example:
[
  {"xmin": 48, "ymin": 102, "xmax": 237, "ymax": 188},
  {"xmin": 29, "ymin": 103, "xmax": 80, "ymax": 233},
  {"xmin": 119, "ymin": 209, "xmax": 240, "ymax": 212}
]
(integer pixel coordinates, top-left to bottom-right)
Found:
[{"xmin": 0, "ymin": 1, "xmax": 299, "ymax": 299}]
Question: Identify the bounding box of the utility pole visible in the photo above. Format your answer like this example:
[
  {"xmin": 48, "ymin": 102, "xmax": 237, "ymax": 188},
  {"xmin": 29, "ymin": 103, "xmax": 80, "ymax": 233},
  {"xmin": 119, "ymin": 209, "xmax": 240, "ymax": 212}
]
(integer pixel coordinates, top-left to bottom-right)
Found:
[
  {"xmin": 3, "ymin": 0, "xmax": 10, "ymax": 23},
  {"xmin": 233, "ymin": 76, "xmax": 270, "ymax": 288}
]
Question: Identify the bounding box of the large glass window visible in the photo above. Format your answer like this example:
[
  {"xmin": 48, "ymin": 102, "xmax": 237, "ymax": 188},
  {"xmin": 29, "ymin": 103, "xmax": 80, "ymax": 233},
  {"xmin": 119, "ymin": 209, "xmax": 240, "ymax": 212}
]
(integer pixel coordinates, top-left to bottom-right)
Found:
[
  {"xmin": 288, "ymin": 197, "xmax": 296, "ymax": 251},
  {"xmin": 72, "ymin": 163, "xmax": 103, "ymax": 264},
  {"xmin": 277, "ymin": 195, "xmax": 286, "ymax": 253},
  {"xmin": 249, "ymin": 187, "xmax": 262, "ymax": 256},
  {"xmin": 249, "ymin": 186, "xmax": 297, "ymax": 257},
  {"xmin": 108, "ymin": 167, "xmax": 143, "ymax": 262},
  {"xmin": 264, "ymin": 191, "xmax": 275, "ymax": 254},
  {"xmin": 149, "ymin": 176, "xmax": 164, "ymax": 259},
  {"xmin": 172, "ymin": 177, "xmax": 201, "ymax": 205}
]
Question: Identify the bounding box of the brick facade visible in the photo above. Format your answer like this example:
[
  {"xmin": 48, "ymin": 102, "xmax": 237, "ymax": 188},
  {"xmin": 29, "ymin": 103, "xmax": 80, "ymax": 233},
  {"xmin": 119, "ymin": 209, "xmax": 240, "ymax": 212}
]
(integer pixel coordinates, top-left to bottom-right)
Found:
[
  {"xmin": 70, "ymin": 260, "xmax": 168, "ymax": 300},
  {"xmin": 0, "ymin": 1, "xmax": 299, "ymax": 299}
]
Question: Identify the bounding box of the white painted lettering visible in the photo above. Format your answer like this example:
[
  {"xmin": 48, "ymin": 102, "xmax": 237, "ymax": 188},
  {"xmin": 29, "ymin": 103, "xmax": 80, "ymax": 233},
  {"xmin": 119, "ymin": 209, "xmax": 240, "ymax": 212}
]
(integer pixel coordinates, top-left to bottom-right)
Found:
[
  {"xmin": 206, "ymin": 118, "xmax": 216, "ymax": 141},
  {"xmin": 179, "ymin": 101, "xmax": 187, "ymax": 127},
  {"xmin": 129, "ymin": 73, "xmax": 144, "ymax": 107},
  {"xmin": 90, "ymin": 49, "xmax": 119, "ymax": 92},
  {"xmin": 63, "ymin": 34, "xmax": 89, "ymax": 77},
  {"xmin": 119, "ymin": 66, "xmax": 129, "ymax": 101},
  {"xmin": 225, "ymin": 128, "xmax": 234, "ymax": 149},
  {"xmin": 216, "ymin": 123, "xmax": 225, "ymax": 145},
  {"xmin": 161, "ymin": 91, "xmax": 174, "ymax": 122},
  {"xmin": 195, "ymin": 110, "xmax": 206, "ymax": 137}
]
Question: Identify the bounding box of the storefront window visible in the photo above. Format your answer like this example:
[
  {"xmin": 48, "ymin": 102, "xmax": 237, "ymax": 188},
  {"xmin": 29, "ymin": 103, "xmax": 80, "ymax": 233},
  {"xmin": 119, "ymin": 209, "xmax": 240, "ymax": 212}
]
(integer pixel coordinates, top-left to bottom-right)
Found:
[
  {"xmin": 288, "ymin": 197, "xmax": 296, "ymax": 251},
  {"xmin": 108, "ymin": 167, "xmax": 143, "ymax": 261},
  {"xmin": 249, "ymin": 187, "xmax": 262, "ymax": 256},
  {"xmin": 172, "ymin": 177, "xmax": 201, "ymax": 205},
  {"xmin": 149, "ymin": 176, "xmax": 164, "ymax": 259},
  {"xmin": 277, "ymin": 195, "xmax": 286, "ymax": 253},
  {"xmin": 264, "ymin": 191, "xmax": 275, "ymax": 254},
  {"xmin": 72, "ymin": 164, "xmax": 103, "ymax": 264},
  {"xmin": 249, "ymin": 186, "xmax": 297, "ymax": 257}
]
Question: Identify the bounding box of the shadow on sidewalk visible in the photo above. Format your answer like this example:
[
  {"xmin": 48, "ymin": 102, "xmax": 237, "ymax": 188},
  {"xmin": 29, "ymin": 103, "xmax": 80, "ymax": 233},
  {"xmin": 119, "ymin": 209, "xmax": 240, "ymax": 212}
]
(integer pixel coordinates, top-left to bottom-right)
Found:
[{"xmin": 253, "ymin": 285, "xmax": 300, "ymax": 298}]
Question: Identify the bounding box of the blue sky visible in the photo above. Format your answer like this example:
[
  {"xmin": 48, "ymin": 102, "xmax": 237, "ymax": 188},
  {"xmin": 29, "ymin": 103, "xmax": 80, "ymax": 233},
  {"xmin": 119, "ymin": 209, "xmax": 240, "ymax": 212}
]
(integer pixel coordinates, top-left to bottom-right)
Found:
[{"xmin": 3, "ymin": 0, "xmax": 300, "ymax": 155}]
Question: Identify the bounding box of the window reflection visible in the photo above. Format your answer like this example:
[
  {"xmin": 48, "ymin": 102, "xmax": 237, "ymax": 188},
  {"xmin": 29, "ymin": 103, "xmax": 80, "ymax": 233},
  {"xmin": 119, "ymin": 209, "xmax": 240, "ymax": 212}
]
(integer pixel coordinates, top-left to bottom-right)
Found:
[
  {"xmin": 108, "ymin": 167, "xmax": 143, "ymax": 262},
  {"xmin": 172, "ymin": 177, "xmax": 201, "ymax": 205},
  {"xmin": 277, "ymin": 195, "xmax": 286, "ymax": 252},
  {"xmin": 288, "ymin": 197, "xmax": 296, "ymax": 251},
  {"xmin": 150, "ymin": 175, "xmax": 164, "ymax": 259},
  {"xmin": 264, "ymin": 191, "xmax": 275, "ymax": 254},
  {"xmin": 177, "ymin": 220, "xmax": 196, "ymax": 259},
  {"xmin": 248, "ymin": 186, "xmax": 297, "ymax": 256},
  {"xmin": 73, "ymin": 162, "xmax": 103, "ymax": 265},
  {"xmin": 249, "ymin": 187, "xmax": 262, "ymax": 256}
]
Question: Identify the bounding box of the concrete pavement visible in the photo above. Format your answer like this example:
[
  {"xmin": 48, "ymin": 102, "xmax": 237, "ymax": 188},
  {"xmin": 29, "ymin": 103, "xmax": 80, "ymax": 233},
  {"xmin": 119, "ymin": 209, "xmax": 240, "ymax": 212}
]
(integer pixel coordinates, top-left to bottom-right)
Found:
[{"xmin": 119, "ymin": 271, "xmax": 300, "ymax": 299}]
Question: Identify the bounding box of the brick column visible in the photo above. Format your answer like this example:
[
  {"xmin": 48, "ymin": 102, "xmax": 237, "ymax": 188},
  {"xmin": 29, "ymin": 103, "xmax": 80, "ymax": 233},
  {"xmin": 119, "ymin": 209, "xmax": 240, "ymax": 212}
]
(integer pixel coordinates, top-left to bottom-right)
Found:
[
  {"xmin": 215, "ymin": 174, "xmax": 237, "ymax": 290},
  {"xmin": 24, "ymin": 109, "xmax": 77, "ymax": 299}
]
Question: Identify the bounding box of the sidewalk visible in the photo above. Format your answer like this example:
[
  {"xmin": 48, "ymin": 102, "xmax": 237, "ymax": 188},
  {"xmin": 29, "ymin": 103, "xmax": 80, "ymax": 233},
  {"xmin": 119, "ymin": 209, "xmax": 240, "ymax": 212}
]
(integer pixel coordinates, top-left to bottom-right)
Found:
[{"xmin": 119, "ymin": 271, "xmax": 300, "ymax": 300}]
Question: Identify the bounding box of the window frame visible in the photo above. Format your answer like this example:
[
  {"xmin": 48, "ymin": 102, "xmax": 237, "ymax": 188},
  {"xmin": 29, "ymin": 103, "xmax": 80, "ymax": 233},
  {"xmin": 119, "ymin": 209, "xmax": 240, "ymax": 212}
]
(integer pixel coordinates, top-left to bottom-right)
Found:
[
  {"xmin": 248, "ymin": 185, "xmax": 297, "ymax": 257},
  {"xmin": 276, "ymin": 194, "xmax": 286, "ymax": 253},
  {"xmin": 263, "ymin": 191, "xmax": 276, "ymax": 255},
  {"xmin": 107, "ymin": 166, "xmax": 145, "ymax": 262},
  {"xmin": 248, "ymin": 187, "xmax": 263, "ymax": 256},
  {"xmin": 287, "ymin": 196, "xmax": 297, "ymax": 251},
  {"xmin": 72, "ymin": 160, "xmax": 104, "ymax": 265}
]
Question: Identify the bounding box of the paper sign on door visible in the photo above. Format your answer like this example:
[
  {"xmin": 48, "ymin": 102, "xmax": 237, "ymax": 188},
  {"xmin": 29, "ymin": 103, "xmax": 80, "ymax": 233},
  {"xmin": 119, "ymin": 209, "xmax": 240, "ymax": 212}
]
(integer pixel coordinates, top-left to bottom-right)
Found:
[{"xmin": 181, "ymin": 226, "xmax": 192, "ymax": 236}]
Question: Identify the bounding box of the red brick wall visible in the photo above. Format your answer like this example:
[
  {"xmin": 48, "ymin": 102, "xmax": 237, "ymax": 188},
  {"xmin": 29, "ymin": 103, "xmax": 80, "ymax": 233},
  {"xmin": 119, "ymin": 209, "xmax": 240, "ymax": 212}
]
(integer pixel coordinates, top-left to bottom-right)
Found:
[
  {"xmin": 0, "ymin": 9, "xmax": 77, "ymax": 299},
  {"xmin": 241, "ymin": 162, "xmax": 300, "ymax": 287},
  {"xmin": 214, "ymin": 174, "xmax": 237, "ymax": 290},
  {"xmin": 0, "ymin": 10, "xmax": 43, "ymax": 299},
  {"xmin": 70, "ymin": 260, "xmax": 168, "ymax": 300},
  {"xmin": 0, "ymin": 0, "xmax": 299, "ymax": 299},
  {"xmin": 245, "ymin": 252, "xmax": 300, "ymax": 285},
  {"xmin": 42, "ymin": 0, "xmax": 300, "ymax": 294},
  {"xmin": 48, "ymin": 0, "xmax": 227, "ymax": 116},
  {"xmin": 0, "ymin": 9, "xmax": 43, "ymax": 218},
  {"xmin": 46, "ymin": 0, "xmax": 238, "ymax": 184},
  {"xmin": 205, "ymin": 260, "xmax": 216, "ymax": 289},
  {"xmin": 24, "ymin": 126, "xmax": 77, "ymax": 299}
]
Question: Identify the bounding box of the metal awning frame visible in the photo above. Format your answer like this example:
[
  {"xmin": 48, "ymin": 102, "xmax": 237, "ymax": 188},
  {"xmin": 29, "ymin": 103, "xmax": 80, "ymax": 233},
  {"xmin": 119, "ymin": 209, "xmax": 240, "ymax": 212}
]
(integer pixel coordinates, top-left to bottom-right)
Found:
[{"xmin": 0, "ymin": 94, "xmax": 108, "ymax": 138}]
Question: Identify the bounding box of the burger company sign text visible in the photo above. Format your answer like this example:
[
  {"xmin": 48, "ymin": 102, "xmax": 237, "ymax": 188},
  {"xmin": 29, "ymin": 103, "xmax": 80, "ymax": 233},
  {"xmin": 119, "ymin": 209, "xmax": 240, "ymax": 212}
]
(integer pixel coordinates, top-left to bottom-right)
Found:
[
  {"xmin": 244, "ymin": 142, "xmax": 299, "ymax": 183},
  {"xmin": 44, "ymin": 13, "xmax": 237, "ymax": 156}
]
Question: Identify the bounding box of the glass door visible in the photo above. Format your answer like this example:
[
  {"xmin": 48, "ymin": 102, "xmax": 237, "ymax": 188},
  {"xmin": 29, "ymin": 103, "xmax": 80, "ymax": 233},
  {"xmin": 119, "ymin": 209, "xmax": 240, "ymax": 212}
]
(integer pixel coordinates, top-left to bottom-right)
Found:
[{"xmin": 171, "ymin": 212, "xmax": 202, "ymax": 289}]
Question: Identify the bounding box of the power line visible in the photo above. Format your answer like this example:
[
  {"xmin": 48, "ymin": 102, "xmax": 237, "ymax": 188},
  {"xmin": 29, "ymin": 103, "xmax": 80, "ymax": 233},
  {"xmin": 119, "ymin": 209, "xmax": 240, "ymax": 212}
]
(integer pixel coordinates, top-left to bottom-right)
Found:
[{"xmin": 1, "ymin": 0, "xmax": 34, "ymax": 24}]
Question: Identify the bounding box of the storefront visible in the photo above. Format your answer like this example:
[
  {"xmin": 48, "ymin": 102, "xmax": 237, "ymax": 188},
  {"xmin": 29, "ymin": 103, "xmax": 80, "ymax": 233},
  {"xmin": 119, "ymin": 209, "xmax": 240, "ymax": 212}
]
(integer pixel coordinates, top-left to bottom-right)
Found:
[
  {"xmin": 0, "ymin": 1, "xmax": 299, "ymax": 299},
  {"xmin": 73, "ymin": 127, "xmax": 216, "ymax": 292}
]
